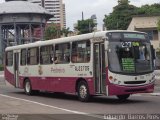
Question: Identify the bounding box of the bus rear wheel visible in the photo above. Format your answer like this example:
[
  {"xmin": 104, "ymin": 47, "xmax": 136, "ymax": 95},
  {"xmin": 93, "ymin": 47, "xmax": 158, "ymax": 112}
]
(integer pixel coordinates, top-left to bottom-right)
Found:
[
  {"xmin": 77, "ymin": 81, "xmax": 90, "ymax": 102},
  {"xmin": 24, "ymin": 79, "xmax": 33, "ymax": 95},
  {"xmin": 117, "ymin": 94, "xmax": 130, "ymax": 101}
]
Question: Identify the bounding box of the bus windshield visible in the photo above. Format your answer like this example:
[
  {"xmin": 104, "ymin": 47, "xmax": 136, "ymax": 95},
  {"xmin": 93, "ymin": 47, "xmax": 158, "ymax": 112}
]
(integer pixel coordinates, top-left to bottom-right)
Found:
[{"xmin": 108, "ymin": 39, "xmax": 154, "ymax": 74}]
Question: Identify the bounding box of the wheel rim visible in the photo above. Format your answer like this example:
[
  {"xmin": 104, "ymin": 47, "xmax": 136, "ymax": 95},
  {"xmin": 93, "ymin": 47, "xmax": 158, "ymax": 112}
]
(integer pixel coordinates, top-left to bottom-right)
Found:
[
  {"xmin": 25, "ymin": 82, "xmax": 30, "ymax": 93},
  {"xmin": 79, "ymin": 85, "xmax": 87, "ymax": 99}
]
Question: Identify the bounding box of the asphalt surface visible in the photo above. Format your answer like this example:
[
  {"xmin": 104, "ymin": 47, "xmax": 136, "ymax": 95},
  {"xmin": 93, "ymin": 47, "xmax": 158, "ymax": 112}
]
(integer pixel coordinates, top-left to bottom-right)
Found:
[{"xmin": 0, "ymin": 72, "xmax": 160, "ymax": 120}]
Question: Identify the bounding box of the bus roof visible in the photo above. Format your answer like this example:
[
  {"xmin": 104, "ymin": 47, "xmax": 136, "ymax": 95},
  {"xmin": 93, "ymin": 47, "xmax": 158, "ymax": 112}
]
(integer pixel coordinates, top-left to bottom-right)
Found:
[{"xmin": 5, "ymin": 30, "xmax": 146, "ymax": 51}]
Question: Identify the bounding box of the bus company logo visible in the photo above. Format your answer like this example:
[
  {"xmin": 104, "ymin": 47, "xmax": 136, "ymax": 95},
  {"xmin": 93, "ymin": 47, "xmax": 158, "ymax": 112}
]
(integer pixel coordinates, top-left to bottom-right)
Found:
[
  {"xmin": 38, "ymin": 66, "xmax": 43, "ymax": 75},
  {"xmin": 24, "ymin": 67, "xmax": 28, "ymax": 73},
  {"xmin": 51, "ymin": 67, "xmax": 65, "ymax": 73},
  {"xmin": 22, "ymin": 67, "xmax": 31, "ymax": 76}
]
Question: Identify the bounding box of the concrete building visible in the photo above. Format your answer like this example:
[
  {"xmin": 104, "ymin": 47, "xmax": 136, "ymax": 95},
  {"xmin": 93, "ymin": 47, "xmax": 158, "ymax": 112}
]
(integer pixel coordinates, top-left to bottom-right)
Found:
[
  {"xmin": 29, "ymin": 0, "xmax": 66, "ymax": 29},
  {"xmin": 0, "ymin": 0, "xmax": 53, "ymax": 63},
  {"xmin": 90, "ymin": 14, "xmax": 97, "ymax": 31},
  {"xmin": 128, "ymin": 15, "xmax": 160, "ymax": 50}
]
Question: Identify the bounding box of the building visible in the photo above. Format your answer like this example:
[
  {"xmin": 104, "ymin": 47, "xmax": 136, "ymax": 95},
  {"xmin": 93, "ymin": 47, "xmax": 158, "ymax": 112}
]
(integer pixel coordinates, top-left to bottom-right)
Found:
[
  {"xmin": 128, "ymin": 15, "xmax": 160, "ymax": 50},
  {"xmin": 128, "ymin": 15, "xmax": 160, "ymax": 69},
  {"xmin": 28, "ymin": 0, "xmax": 66, "ymax": 29},
  {"xmin": 90, "ymin": 14, "xmax": 97, "ymax": 31},
  {"xmin": 0, "ymin": 0, "xmax": 53, "ymax": 63}
]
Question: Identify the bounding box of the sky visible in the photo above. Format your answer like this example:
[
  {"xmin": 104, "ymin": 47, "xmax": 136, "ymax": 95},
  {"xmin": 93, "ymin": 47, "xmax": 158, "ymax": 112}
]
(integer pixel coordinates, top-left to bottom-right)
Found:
[
  {"xmin": 0, "ymin": 0, "xmax": 160, "ymax": 30},
  {"xmin": 63, "ymin": 0, "xmax": 160, "ymax": 30}
]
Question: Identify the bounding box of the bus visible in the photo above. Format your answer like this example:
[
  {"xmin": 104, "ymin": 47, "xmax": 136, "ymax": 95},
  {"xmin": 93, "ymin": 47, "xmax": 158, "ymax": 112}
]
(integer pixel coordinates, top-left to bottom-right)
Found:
[{"xmin": 4, "ymin": 30, "xmax": 156, "ymax": 102}]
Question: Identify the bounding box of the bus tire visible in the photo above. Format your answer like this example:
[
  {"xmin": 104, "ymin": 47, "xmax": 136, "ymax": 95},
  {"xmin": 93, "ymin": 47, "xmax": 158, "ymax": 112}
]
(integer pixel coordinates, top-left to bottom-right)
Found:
[
  {"xmin": 24, "ymin": 79, "xmax": 33, "ymax": 95},
  {"xmin": 117, "ymin": 94, "xmax": 130, "ymax": 101},
  {"xmin": 77, "ymin": 81, "xmax": 90, "ymax": 102}
]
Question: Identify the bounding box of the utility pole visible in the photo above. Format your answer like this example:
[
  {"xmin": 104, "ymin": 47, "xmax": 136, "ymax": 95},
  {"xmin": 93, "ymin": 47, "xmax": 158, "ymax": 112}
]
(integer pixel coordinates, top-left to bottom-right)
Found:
[{"xmin": 82, "ymin": 11, "xmax": 84, "ymax": 20}]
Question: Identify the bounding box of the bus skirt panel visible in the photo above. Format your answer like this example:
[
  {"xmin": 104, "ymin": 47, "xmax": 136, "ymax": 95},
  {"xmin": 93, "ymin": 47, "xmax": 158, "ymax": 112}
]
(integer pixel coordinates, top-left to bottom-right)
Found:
[{"xmin": 108, "ymin": 83, "xmax": 154, "ymax": 96}]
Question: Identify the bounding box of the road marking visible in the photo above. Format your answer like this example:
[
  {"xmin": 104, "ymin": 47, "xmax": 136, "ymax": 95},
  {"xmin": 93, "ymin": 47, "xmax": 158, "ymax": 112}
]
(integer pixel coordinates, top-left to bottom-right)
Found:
[
  {"xmin": 0, "ymin": 94, "xmax": 87, "ymax": 114},
  {"xmin": 0, "ymin": 94, "xmax": 105, "ymax": 119}
]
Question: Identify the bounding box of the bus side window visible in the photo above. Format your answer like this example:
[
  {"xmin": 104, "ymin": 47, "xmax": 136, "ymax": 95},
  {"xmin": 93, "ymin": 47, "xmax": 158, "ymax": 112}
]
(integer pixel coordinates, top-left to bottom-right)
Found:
[
  {"xmin": 6, "ymin": 51, "xmax": 13, "ymax": 66},
  {"xmin": 40, "ymin": 45, "xmax": 54, "ymax": 64},
  {"xmin": 54, "ymin": 56, "xmax": 61, "ymax": 64},
  {"xmin": 27, "ymin": 47, "xmax": 39, "ymax": 65},
  {"xmin": 21, "ymin": 49, "xmax": 27, "ymax": 66},
  {"xmin": 55, "ymin": 43, "xmax": 70, "ymax": 64},
  {"xmin": 71, "ymin": 40, "xmax": 90, "ymax": 63}
]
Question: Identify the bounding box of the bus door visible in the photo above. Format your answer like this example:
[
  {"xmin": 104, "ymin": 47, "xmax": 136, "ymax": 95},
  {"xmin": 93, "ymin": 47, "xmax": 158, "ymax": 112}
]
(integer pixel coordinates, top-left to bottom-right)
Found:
[
  {"xmin": 13, "ymin": 51, "xmax": 20, "ymax": 88},
  {"xmin": 94, "ymin": 43, "xmax": 106, "ymax": 94}
]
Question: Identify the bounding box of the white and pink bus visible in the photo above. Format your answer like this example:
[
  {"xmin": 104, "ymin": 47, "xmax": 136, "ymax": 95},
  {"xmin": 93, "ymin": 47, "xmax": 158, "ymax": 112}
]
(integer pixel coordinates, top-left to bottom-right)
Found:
[{"xmin": 4, "ymin": 30, "xmax": 156, "ymax": 102}]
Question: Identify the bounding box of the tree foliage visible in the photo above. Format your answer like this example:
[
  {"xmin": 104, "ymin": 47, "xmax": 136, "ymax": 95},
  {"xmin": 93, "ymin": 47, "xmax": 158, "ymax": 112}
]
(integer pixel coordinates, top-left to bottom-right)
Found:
[
  {"xmin": 103, "ymin": 0, "xmax": 160, "ymax": 30},
  {"xmin": 136, "ymin": 4, "xmax": 160, "ymax": 15},
  {"xmin": 44, "ymin": 23, "xmax": 61, "ymax": 40},
  {"xmin": 44, "ymin": 24, "xmax": 72, "ymax": 40},
  {"xmin": 104, "ymin": 0, "xmax": 137, "ymax": 30},
  {"xmin": 61, "ymin": 27, "xmax": 72, "ymax": 37},
  {"xmin": 158, "ymin": 19, "xmax": 160, "ymax": 31},
  {"xmin": 76, "ymin": 19, "xmax": 96, "ymax": 34}
]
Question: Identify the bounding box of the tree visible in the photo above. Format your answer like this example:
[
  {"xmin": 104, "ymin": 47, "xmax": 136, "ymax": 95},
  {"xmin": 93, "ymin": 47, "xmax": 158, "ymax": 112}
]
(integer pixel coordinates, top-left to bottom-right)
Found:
[
  {"xmin": 103, "ymin": 0, "xmax": 137, "ymax": 30},
  {"xmin": 118, "ymin": 0, "xmax": 130, "ymax": 5},
  {"xmin": 136, "ymin": 4, "xmax": 160, "ymax": 15},
  {"xmin": 76, "ymin": 19, "xmax": 96, "ymax": 34},
  {"xmin": 61, "ymin": 27, "xmax": 72, "ymax": 37},
  {"xmin": 44, "ymin": 23, "xmax": 61, "ymax": 40},
  {"xmin": 158, "ymin": 19, "xmax": 160, "ymax": 31}
]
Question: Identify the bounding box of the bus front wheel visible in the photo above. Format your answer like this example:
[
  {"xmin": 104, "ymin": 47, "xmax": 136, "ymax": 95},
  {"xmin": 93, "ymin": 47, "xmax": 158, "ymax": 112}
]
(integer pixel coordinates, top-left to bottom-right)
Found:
[
  {"xmin": 117, "ymin": 94, "xmax": 130, "ymax": 101},
  {"xmin": 24, "ymin": 79, "xmax": 33, "ymax": 95},
  {"xmin": 77, "ymin": 81, "xmax": 90, "ymax": 102}
]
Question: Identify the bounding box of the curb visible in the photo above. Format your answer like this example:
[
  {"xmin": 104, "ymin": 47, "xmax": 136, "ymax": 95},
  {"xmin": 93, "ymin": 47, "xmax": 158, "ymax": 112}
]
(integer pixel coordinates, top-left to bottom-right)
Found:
[{"xmin": 150, "ymin": 93, "xmax": 160, "ymax": 96}]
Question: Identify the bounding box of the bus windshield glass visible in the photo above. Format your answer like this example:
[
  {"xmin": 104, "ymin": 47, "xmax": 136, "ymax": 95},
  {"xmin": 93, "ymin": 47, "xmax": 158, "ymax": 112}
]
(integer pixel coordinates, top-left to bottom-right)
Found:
[{"xmin": 107, "ymin": 32, "xmax": 153, "ymax": 74}]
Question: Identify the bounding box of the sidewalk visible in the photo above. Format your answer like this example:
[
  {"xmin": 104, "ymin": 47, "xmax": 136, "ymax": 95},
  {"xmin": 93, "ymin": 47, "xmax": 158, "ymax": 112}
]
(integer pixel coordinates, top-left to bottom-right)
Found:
[
  {"xmin": 154, "ymin": 78, "xmax": 160, "ymax": 92},
  {"xmin": 0, "ymin": 73, "xmax": 6, "ymax": 86}
]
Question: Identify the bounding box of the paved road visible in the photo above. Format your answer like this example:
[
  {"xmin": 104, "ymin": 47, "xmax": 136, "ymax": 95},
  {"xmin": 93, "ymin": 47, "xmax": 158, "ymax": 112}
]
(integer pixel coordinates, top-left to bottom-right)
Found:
[{"xmin": 0, "ymin": 74, "xmax": 160, "ymax": 120}]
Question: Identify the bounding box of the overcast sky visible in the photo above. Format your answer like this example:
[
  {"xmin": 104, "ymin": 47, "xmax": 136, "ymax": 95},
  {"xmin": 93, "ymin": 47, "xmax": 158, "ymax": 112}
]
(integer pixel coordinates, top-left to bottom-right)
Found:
[
  {"xmin": 0, "ymin": 0, "xmax": 160, "ymax": 30},
  {"xmin": 63, "ymin": 0, "xmax": 160, "ymax": 30}
]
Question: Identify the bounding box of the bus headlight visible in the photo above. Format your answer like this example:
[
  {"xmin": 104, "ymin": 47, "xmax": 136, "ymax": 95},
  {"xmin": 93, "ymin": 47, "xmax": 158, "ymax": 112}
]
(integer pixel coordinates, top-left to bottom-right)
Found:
[
  {"xmin": 109, "ymin": 76, "xmax": 113, "ymax": 80},
  {"xmin": 109, "ymin": 76, "xmax": 118, "ymax": 84},
  {"xmin": 109, "ymin": 76, "xmax": 113, "ymax": 83}
]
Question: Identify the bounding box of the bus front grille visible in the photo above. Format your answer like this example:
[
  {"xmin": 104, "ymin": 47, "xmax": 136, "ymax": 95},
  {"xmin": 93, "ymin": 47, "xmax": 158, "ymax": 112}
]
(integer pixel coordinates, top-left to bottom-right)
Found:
[
  {"xmin": 124, "ymin": 81, "xmax": 146, "ymax": 84},
  {"xmin": 125, "ymin": 88, "xmax": 146, "ymax": 92}
]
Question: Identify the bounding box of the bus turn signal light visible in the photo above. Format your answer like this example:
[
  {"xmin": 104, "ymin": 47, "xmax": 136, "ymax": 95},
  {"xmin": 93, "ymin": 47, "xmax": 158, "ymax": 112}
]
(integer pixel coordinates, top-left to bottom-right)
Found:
[{"xmin": 109, "ymin": 76, "xmax": 113, "ymax": 80}]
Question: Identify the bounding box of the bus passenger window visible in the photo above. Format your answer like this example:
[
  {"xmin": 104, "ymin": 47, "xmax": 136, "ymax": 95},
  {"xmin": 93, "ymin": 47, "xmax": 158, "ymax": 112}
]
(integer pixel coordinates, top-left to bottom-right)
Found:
[
  {"xmin": 21, "ymin": 49, "xmax": 26, "ymax": 65},
  {"xmin": 27, "ymin": 47, "xmax": 39, "ymax": 65},
  {"xmin": 54, "ymin": 56, "xmax": 61, "ymax": 64},
  {"xmin": 55, "ymin": 43, "xmax": 70, "ymax": 64},
  {"xmin": 6, "ymin": 51, "xmax": 13, "ymax": 66},
  {"xmin": 71, "ymin": 40, "xmax": 90, "ymax": 63},
  {"xmin": 40, "ymin": 45, "xmax": 53, "ymax": 64}
]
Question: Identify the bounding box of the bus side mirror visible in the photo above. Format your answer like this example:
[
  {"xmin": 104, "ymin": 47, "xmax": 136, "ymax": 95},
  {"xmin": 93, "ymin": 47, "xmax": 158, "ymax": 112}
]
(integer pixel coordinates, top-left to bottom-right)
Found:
[{"xmin": 151, "ymin": 45, "xmax": 156, "ymax": 60}]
